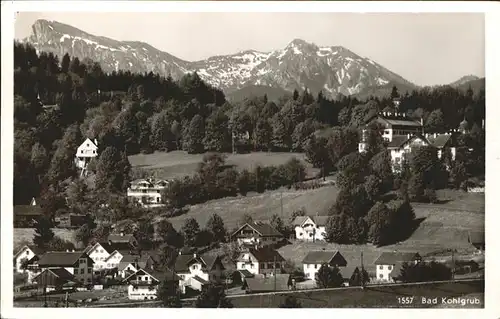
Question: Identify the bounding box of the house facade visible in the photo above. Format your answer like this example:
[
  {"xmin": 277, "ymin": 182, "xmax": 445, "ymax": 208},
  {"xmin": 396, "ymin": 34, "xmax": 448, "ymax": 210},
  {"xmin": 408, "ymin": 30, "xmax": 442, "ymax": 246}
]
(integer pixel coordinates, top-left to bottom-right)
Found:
[
  {"xmin": 84, "ymin": 243, "xmax": 116, "ymax": 271},
  {"xmin": 127, "ymin": 178, "xmax": 169, "ymax": 207},
  {"xmin": 107, "ymin": 233, "xmax": 139, "ymax": 249},
  {"xmin": 13, "ymin": 245, "xmax": 43, "ymax": 273},
  {"xmin": 293, "ymin": 216, "xmax": 328, "ymax": 241},
  {"xmin": 174, "ymin": 253, "xmax": 224, "ymax": 294},
  {"xmin": 30, "ymin": 251, "xmax": 94, "ymax": 285},
  {"xmin": 75, "ymin": 138, "xmax": 98, "ymax": 170},
  {"xmin": 32, "ymin": 268, "xmax": 78, "ymax": 292},
  {"xmin": 302, "ymin": 250, "xmax": 348, "ymax": 281},
  {"xmin": 236, "ymin": 247, "xmax": 285, "ymax": 276},
  {"xmin": 123, "ymin": 268, "xmax": 179, "ymax": 300},
  {"xmin": 231, "ymin": 221, "xmax": 283, "ymax": 247},
  {"xmin": 373, "ymin": 251, "xmax": 421, "ymax": 282}
]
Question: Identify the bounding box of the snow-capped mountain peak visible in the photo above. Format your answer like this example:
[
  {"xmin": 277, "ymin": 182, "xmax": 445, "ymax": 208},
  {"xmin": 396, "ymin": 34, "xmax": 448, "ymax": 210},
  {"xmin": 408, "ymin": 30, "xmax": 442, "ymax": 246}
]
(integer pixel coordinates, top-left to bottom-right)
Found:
[{"xmin": 24, "ymin": 19, "xmax": 416, "ymax": 98}]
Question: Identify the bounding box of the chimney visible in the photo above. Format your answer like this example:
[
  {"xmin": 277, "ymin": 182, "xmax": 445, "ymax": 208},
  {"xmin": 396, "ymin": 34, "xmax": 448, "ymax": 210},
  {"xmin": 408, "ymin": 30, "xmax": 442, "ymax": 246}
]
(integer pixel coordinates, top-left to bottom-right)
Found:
[
  {"xmin": 94, "ymin": 139, "xmax": 98, "ymax": 146},
  {"xmin": 434, "ymin": 133, "xmax": 437, "ymax": 138},
  {"xmin": 193, "ymin": 253, "xmax": 197, "ymax": 259}
]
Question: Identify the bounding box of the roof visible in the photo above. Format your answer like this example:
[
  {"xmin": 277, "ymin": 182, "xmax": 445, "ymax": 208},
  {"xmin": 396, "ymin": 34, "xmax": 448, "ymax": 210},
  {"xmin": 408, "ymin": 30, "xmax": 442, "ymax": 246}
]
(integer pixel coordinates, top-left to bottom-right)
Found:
[
  {"xmin": 14, "ymin": 205, "xmax": 43, "ymax": 216},
  {"xmin": 37, "ymin": 252, "xmax": 88, "ymax": 267},
  {"xmin": 302, "ymin": 250, "xmax": 343, "ymax": 264},
  {"xmin": 245, "ymin": 247, "xmax": 285, "ymax": 262},
  {"xmin": 373, "ymin": 252, "xmax": 421, "ymax": 265},
  {"xmin": 78, "ymin": 138, "xmax": 98, "ymax": 149},
  {"xmin": 468, "ymin": 231, "xmax": 485, "ymax": 245},
  {"xmin": 107, "ymin": 234, "xmax": 136, "ymax": 244},
  {"xmin": 426, "ymin": 134, "xmax": 453, "ymax": 148},
  {"xmin": 174, "ymin": 254, "xmax": 224, "ymax": 272},
  {"xmin": 232, "ymin": 221, "xmax": 283, "ymax": 238},
  {"xmin": 191, "ymin": 275, "xmax": 209, "ymax": 285},
  {"xmin": 14, "ymin": 245, "xmax": 44, "ymax": 259},
  {"xmin": 85, "ymin": 242, "xmax": 121, "ymax": 255},
  {"xmin": 338, "ymin": 265, "xmax": 359, "ymax": 280},
  {"xmin": 118, "ymin": 261, "xmax": 137, "ymax": 272},
  {"xmin": 244, "ymin": 274, "xmax": 291, "ymax": 292},
  {"xmin": 33, "ymin": 268, "xmax": 76, "ymax": 283},
  {"xmin": 292, "ymin": 216, "xmax": 309, "ymax": 227},
  {"xmin": 236, "ymin": 269, "xmax": 255, "ymax": 278},
  {"xmin": 123, "ymin": 268, "xmax": 179, "ymax": 283},
  {"xmin": 387, "ymin": 135, "xmax": 413, "ymax": 149}
]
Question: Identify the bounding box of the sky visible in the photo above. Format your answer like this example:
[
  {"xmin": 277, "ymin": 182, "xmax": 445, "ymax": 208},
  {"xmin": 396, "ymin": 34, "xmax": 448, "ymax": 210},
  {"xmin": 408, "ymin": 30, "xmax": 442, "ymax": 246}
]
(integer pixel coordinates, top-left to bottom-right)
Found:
[{"xmin": 14, "ymin": 12, "xmax": 484, "ymax": 86}]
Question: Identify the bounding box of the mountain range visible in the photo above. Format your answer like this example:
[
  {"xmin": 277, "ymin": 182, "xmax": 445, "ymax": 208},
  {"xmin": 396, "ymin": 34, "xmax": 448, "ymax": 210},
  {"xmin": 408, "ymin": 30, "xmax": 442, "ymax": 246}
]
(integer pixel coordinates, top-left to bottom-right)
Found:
[{"xmin": 22, "ymin": 19, "xmax": 483, "ymax": 101}]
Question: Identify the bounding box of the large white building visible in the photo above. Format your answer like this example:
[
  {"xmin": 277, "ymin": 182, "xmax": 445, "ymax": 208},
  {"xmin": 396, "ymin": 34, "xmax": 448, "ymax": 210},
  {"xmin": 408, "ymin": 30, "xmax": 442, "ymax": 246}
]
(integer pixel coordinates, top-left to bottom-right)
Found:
[
  {"xmin": 236, "ymin": 247, "xmax": 285, "ymax": 276},
  {"xmin": 75, "ymin": 138, "xmax": 98, "ymax": 171},
  {"xmin": 29, "ymin": 251, "xmax": 94, "ymax": 286},
  {"xmin": 123, "ymin": 268, "xmax": 179, "ymax": 300},
  {"xmin": 301, "ymin": 250, "xmax": 348, "ymax": 281},
  {"xmin": 127, "ymin": 178, "xmax": 170, "ymax": 207},
  {"xmin": 174, "ymin": 253, "xmax": 225, "ymax": 294}
]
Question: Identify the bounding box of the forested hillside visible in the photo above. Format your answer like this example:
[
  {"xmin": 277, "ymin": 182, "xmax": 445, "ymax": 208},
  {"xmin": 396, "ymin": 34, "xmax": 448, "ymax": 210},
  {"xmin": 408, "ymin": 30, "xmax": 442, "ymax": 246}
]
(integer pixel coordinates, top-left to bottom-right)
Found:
[{"xmin": 14, "ymin": 41, "xmax": 485, "ymax": 207}]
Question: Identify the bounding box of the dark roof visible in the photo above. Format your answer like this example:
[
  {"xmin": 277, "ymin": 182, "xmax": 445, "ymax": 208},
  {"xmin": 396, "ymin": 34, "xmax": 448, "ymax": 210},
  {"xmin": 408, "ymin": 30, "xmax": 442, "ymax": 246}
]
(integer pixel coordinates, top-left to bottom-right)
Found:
[
  {"xmin": 426, "ymin": 134, "xmax": 453, "ymax": 148},
  {"xmin": 244, "ymin": 274, "xmax": 291, "ymax": 292},
  {"xmin": 468, "ymin": 231, "xmax": 485, "ymax": 245},
  {"xmin": 313, "ymin": 216, "xmax": 329, "ymax": 226},
  {"xmin": 49, "ymin": 268, "xmax": 76, "ymax": 281},
  {"xmin": 14, "ymin": 205, "xmax": 43, "ymax": 216},
  {"xmin": 247, "ymin": 247, "xmax": 285, "ymax": 262},
  {"xmin": 302, "ymin": 251, "xmax": 343, "ymax": 264},
  {"xmin": 108, "ymin": 234, "xmax": 136, "ymax": 243},
  {"xmin": 339, "ymin": 265, "xmax": 359, "ymax": 280},
  {"xmin": 174, "ymin": 254, "xmax": 223, "ymax": 272},
  {"xmin": 85, "ymin": 242, "xmax": 121, "ymax": 255},
  {"xmin": 387, "ymin": 135, "xmax": 413, "ymax": 149},
  {"xmin": 118, "ymin": 261, "xmax": 137, "ymax": 272},
  {"xmin": 292, "ymin": 216, "xmax": 309, "ymax": 226},
  {"xmin": 236, "ymin": 269, "xmax": 255, "ymax": 278},
  {"xmin": 37, "ymin": 252, "xmax": 88, "ymax": 267},
  {"xmin": 123, "ymin": 268, "xmax": 180, "ymax": 283},
  {"xmin": 14, "ymin": 245, "xmax": 44, "ymax": 259},
  {"xmin": 191, "ymin": 275, "xmax": 209, "ymax": 285},
  {"xmin": 232, "ymin": 222, "xmax": 283, "ymax": 237},
  {"xmin": 373, "ymin": 252, "xmax": 421, "ymax": 265}
]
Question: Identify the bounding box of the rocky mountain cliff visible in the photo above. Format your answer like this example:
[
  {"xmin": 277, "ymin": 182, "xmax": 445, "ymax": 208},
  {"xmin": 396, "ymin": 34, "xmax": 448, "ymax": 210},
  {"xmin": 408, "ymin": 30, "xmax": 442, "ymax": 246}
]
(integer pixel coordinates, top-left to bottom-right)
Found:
[{"xmin": 24, "ymin": 19, "xmax": 420, "ymax": 98}]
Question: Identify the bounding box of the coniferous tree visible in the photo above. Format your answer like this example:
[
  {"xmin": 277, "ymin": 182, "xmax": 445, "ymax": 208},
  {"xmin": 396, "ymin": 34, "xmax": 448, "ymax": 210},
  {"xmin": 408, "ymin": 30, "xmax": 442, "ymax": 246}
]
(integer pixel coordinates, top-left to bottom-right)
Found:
[{"xmin": 33, "ymin": 216, "xmax": 55, "ymax": 249}]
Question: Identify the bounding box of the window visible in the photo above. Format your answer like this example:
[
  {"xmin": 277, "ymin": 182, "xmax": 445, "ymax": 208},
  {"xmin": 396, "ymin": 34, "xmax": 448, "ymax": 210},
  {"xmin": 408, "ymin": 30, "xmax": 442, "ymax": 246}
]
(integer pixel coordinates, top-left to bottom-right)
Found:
[
  {"xmin": 261, "ymin": 263, "xmax": 266, "ymax": 269},
  {"xmin": 388, "ymin": 265, "xmax": 393, "ymax": 270},
  {"xmin": 93, "ymin": 150, "xmax": 96, "ymax": 154},
  {"xmin": 379, "ymin": 274, "xmax": 383, "ymax": 279},
  {"xmin": 81, "ymin": 150, "xmax": 83, "ymax": 154},
  {"xmin": 87, "ymin": 278, "xmax": 91, "ymax": 283},
  {"xmin": 86, "ymin": 144, "xmax": 89, "ymax": 147},
  {"xmin": 314, "ymin": 264, "xmax": 318, "ymax": 269},
  {"xmin": 299, "ymin": 233, "xmax": 303, "ymax": 237},
  {"xmin": 250, "ymin": 264, "xmax": 254, "ymax": 269},
  {"xmin": 79, "ymin": 259, "xmax": 86, "ymax": 264},
  {"xmin": 80, "ymin": 269, "xmax": 85, "ymax": 274},
  {"xmin": 379, "ymin": 265, "xmax": 383, "ymax": 270},
  {"xmin": 74, "ymin": 268, "xmax": 78, "ymax": 273},
  {"xmin": 144, "ymin": 276, "xmax": 149, "ymax": 281},
  {"xmin": 88, "ymin": 268, "xmax": 92, "ymax": 273}
]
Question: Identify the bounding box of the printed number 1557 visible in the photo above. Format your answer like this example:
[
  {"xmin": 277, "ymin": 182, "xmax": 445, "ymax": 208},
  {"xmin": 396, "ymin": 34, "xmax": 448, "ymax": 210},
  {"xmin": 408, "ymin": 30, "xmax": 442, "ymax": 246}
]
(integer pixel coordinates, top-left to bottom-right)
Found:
[{"xmin": 397, "ymin": 297, "xmax": 414, "ymax": 305}]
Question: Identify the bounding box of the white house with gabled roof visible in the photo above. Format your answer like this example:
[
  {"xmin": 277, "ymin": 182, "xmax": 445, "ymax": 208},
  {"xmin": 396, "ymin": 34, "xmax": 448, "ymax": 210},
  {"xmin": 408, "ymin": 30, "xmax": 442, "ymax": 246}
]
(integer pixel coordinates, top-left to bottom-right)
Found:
[{"xmin": 75, "ymin": 138, "xmax": 98, "ymax": 170}]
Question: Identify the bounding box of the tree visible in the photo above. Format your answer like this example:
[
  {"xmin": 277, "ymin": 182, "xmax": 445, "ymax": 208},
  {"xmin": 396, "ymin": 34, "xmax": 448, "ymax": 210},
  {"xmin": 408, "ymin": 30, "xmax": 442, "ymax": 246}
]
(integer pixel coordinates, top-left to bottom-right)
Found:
[
  {"xmin": 195, "ymin": 284, "xmax": 233, "ymax": 308},
  {"xmin": 74, "ymin": 214, "xmax": 97, "ymax": 246},
  {"xmin": 390, "ymin": 85, "xmax": 399, "ymax": 99},
  {"xmin": 350, "ymin": 267, "xmax": 370, "ymax": 287},
  {"xmin": 95, "ymin": 146, "xmax": 131, "ymax": 193},
  {"xmin": 183, "ymin": 114, "xmax": 205, "ymax": 154},
  {"xmin": 181, "ymin": 218, "xmax": 200, "ymax": 248},
  {"xmin": 270, "ymin": 214, "xmax": 285, "ymax": 235},
  {"xmin": 398, "ymin": 261, "xmax": 452, "ymax": 283},
  {"xmin": 304, "ymin": 135, "xmax": 331, "ymax": 179},
  {"xmin": 279, "ymin": 296, "xmax": 302, "ymax": 308},
  {"xmin": 33, "ymin": 216, "xmax": 55, "ymax": 249},
  {"xmin": 204, "ymin": 110, "xmax": 231, "ymax": 152},
  {"xmin": 240, "ymin": 213, "xmax": 253, "ymax": 225},
  {"xmin": 315, "ymin": 264, "xmax": 344, "ymax": 288},
  {"xmin": 254, "ymin": 119, "xmax": 272, "ymax": 151},
  {"xmin": 325, "ymin": 214, "xmax": 348, "ymax": 244},
  {"xmin": 61, "ymin": 53, "xmax": 71, "ymax": 73},
  {"xmin": 157, "ymin": 277, "xmax": 182, "ymax": 308},
  {"xmin": 156, "ymin": 220, "xmax": 184, "ymax": 248},
  {"xmin": 426, "ymin": 109, "xmax": 445, "ymax": 132},
  {"xmin": 206, "ymin": 213, "xmax": 227, "ymax": 243},
  {"xmin": 135, "ymin": 219, "xmax": 155, "ymax": 250}
]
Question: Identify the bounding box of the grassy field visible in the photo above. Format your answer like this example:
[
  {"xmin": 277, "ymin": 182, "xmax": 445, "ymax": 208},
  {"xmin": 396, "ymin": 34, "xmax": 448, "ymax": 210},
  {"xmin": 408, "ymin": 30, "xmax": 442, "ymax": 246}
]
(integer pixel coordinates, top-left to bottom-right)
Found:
[
  {"xmin": 163, "ymin": 185, "xmax": 339, "ymax": 231},
  {"xmin": 13, "ymin": 228, "xmax": 78, "ymax": 251},
  {"xmin": 128, "ymin": 151, "xmax": 318, "ymax": 180}
]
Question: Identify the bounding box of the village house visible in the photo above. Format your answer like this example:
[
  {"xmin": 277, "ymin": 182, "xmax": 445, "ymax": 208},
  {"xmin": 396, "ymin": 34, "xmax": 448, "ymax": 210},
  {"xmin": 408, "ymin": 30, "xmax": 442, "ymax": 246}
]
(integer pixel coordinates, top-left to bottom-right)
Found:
[
  {"xmin": 28, "ymin": 251, "xmax": 94, "ymax": 286},
  {"xmin": 56, "ymin": 214, "xmax": 88, "ymax": 229},
  {"xmin": 13, "ymin": 245, "xmax": 44, "ymax": 273},
  {"xmin": 116, "ymin": 254, "xmax": 156, "ymax": 279},
  {"xmin": 75, "ymin": 138, "xmax": 98, "ymax": 172},
  {"xmin": 123, "ymin": 268, "xmax": 180, "ymax": 300},
  {"xmin": 302, "ymin": 250, "xmax": 348, "ymax": 281},
  {"xmin": 107, "ymin": 233, "xmax": 139, "ymax": 250},
  {"xmin": 32, "ymin": 268, "xmax": 79, "ymax": 292},
  {"xmin": 236, "ymin": 246, "xmax": 285, "ymax": 276},
  {"xmin": 84, "ymin": 242, "xmax": 120, "ymax": 271},
  {"xmin": 174, "ymin": 253, "xmax": 225, "ymax": 294},
  {"xmin": 243, "ymin": 274, "xmax": 293, "ymax": 293},
  {"xmin": 231, "ymin": 221, "xmax": 284, "ymax": 247},
  {"xmin": 13, "ymin": 203, "xmax": 43, "ymax": 228},
  {"xmin": 292, "ymin": 215, "xmax": 328, "ymax": 242},
  {"xmin": 468, "ymin": 231, "xmax": 485, "ymax": 253},
  {"xmin": 127, "ymin": 178, "xmax": 170, "ymax": 207},
  {"xmin": 373, "ymin": 251, "xmax": 421, "ymax": 282}
]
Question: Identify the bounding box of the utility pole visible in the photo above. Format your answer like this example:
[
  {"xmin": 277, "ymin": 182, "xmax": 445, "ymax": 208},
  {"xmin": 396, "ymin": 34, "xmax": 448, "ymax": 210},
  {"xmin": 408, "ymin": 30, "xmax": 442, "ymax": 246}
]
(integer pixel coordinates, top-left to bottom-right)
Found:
[
  {"xmin": 280, "ymin": 190, "xmax": 283, "ymax": 218},
  {"xmin": 360, "ymin": 251, "xmax": 365, "ymax": 288},
  {"xmin": 43, "ymin": 270, "xmax": 48, "ymax": 307}
]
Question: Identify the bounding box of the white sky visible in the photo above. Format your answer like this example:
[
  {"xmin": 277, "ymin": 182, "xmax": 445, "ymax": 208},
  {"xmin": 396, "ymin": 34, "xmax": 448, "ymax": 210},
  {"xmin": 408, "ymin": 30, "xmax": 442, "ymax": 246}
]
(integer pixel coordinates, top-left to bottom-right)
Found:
[{"xmin": 14, "ymin": 12, "xmax": 484, "ymax": 86}]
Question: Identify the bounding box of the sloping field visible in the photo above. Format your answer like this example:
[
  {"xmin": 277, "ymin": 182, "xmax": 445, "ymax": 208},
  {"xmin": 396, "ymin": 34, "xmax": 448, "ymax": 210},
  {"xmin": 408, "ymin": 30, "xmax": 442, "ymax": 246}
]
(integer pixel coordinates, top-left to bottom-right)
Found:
[
  {"xmin": 128, "ymin": 151, "xmax": 317, "ymax": 180},
  {"xmin": 164, "ymin": 185, "xmax": 339, "ymax": 231},
  {"xmin": 13, "ymin": 228, "xmax": 77, "ymax": 250}
]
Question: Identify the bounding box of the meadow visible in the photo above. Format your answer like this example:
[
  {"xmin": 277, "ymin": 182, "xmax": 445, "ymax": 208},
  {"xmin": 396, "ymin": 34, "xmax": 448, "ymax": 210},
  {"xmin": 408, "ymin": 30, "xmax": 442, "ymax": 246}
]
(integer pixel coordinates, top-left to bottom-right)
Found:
[{"xmin": 128, "ymin": 151, "xmax": 318, "ymax": 180}]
